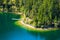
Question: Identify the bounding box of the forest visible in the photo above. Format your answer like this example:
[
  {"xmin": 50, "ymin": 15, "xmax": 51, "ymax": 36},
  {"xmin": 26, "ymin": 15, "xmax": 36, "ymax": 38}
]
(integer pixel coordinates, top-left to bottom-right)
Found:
[{"xmin": 0, "ymin": 0, "xmax": 60, "ymax": 28}]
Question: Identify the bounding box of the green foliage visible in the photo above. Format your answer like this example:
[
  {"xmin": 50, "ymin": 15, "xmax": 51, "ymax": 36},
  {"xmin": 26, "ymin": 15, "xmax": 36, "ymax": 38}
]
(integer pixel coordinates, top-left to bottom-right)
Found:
[{"xmin": 0, "ymin": 0, "xmax": 60, "ymax": 28}]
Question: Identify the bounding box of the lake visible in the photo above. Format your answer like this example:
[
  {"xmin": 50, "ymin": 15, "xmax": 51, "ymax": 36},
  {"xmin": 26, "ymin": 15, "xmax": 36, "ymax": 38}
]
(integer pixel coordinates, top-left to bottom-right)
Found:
[{"xmin": 0, "ymin": 12, "xmax": 60, "ymax": 40}]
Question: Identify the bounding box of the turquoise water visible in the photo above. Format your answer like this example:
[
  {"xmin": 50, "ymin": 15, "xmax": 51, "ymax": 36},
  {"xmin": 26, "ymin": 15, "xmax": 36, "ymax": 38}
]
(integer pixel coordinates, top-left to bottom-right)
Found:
[{"xmin": 0, "ymin": 12, "xmax": 60, "ymax": 40}]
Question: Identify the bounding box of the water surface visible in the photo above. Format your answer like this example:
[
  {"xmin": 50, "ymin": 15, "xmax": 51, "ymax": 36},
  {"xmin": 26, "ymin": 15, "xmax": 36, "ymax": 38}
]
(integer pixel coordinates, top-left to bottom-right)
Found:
[{"xmin": 0, "ymin": 13, "xmax": 60, "ymax": 40}]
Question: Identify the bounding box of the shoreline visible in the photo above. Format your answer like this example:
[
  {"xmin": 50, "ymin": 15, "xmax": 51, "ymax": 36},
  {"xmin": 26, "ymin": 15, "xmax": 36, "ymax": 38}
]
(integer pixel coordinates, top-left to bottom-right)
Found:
[
  {"xmin": 14, "ymin": 12, "xmax": 59, "ymax": 32},
  {"xmin": 15, "ymin": 20, "xmax": 58, "ymax": 32}
]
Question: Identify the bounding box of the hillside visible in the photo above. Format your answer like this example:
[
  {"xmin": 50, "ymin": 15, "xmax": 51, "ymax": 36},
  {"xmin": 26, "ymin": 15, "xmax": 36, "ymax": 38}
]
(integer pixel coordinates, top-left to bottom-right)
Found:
[{"xmin": 0, "ymin": 0, "xmax": 60, "ymax": 28}]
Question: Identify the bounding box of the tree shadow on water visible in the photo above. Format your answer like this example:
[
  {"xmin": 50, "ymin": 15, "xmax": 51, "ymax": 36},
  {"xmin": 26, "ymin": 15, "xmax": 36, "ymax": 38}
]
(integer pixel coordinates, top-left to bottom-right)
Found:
[
  {"xmin": 0, "ymin": 12, "xmax": 21, "ymax": 33},
  {"xmin": 39, "ymin": 30, "xmax": 60, "ymax": 40},
  {"xmin": 28, "ymin": 29, "xmax": 60, "ymax": 40}
]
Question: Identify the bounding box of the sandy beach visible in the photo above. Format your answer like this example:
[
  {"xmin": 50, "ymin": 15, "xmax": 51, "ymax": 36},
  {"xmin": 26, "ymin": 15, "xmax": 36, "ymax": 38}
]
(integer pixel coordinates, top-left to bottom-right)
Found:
[{"xmin": 16, "ymin": 20, "xmax": 57, "ymax": 32}]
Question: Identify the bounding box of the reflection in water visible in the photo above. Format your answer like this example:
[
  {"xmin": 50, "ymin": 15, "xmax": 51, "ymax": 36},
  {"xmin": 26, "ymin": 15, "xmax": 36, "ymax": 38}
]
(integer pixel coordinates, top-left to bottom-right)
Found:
[
  {"xmin": 42, "ymin": 30, "xmax": 60, "ymax": 40},
  {"xmin": 29, "ymin": 30, "xmax": 60, "ymax": 40},
  {"xmin": 0, "ymin": 13, "xmax": 60, "ymax": 40}
]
